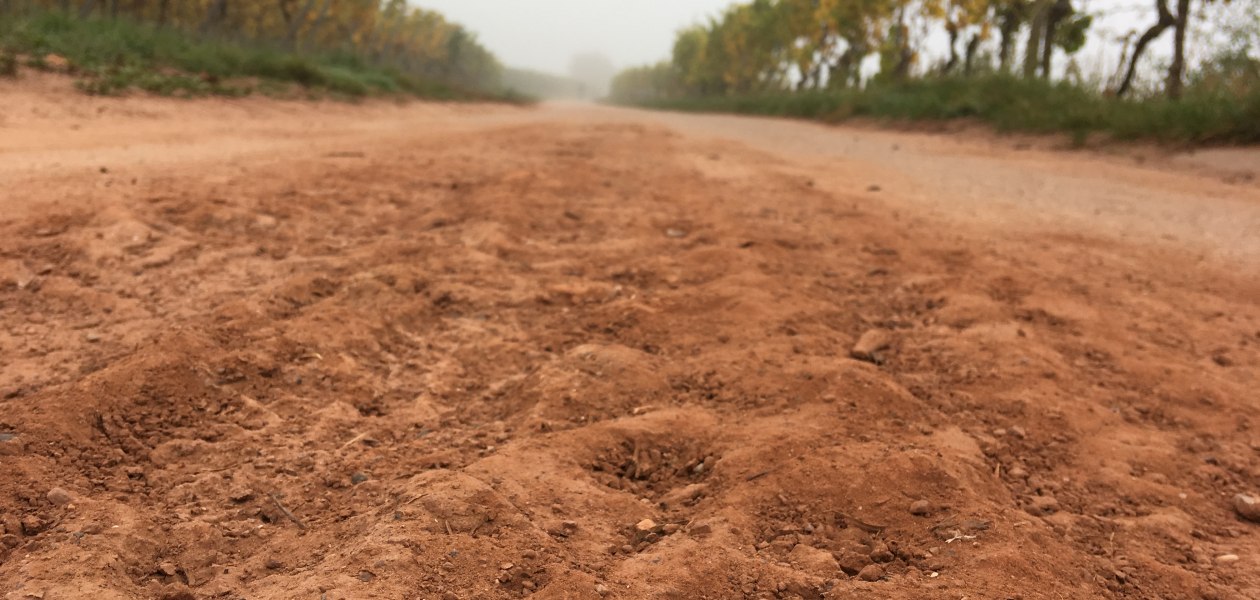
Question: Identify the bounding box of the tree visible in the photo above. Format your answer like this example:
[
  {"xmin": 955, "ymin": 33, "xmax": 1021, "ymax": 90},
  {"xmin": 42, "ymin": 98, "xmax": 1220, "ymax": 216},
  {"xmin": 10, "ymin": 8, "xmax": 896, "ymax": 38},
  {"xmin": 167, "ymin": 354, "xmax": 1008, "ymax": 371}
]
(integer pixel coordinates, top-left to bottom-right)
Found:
[{"xmin": 1116, "ymin": 0, "xmax": 1175, "ymax": 96}]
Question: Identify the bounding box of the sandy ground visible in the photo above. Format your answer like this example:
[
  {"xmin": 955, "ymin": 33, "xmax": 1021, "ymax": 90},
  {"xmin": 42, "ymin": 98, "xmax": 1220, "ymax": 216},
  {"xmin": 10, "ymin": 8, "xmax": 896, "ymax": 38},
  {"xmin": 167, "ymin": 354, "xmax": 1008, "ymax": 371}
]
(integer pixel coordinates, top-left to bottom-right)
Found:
[{"xmin": 1, "ymin": 76, "xmax": 1259, "ymax": 600}]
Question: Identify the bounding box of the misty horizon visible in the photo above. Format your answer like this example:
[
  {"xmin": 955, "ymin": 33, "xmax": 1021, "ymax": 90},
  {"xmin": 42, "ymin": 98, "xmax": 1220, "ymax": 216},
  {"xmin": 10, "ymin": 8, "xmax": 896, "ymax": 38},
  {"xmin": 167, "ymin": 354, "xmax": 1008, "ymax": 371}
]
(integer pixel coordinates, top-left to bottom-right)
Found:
[{"xmin": 420, "ymin": 0, "xmax": 1245, "ymax": 93}]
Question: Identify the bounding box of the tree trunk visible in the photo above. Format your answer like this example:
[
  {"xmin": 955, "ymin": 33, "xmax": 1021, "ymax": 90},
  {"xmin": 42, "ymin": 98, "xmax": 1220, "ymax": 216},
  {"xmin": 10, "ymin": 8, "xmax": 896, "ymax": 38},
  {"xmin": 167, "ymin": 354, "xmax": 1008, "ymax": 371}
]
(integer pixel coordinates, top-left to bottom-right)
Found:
[
  {"xmin": 200, "ymin": 0, "xmax": 228, "ymax": 33},
  {"xmin": 1166, "ymin": 0, "xmax": 1191, "ymax": 99},
  {"xmin": 1023, "ymin": 0, "xmax": 1052, "ymax": 77},
  {"xmin": 964, "ymin": 34, "xmax": 982, "ymax": 75},
  {"xmin": 892, "ymin": 9, "xmax": 913, "ymax": 80},
  {"xmin": 1040, "ymin": 0, "xmax": 1073, "ymax": 78},
  {"xmin": 997, "ymin": 5, "xmax": 1023, "ymax": 72},
  {"xmin": 943, "ymin": 22, "xmax": 959, "ymax": 74},
  {"xmin": 1109, "ymin": 33, "xmax": 1133, "ymax": 91},
  {"xmin": 1116, "ymin": 0, "xmax": 1174, "ymax": 97}
]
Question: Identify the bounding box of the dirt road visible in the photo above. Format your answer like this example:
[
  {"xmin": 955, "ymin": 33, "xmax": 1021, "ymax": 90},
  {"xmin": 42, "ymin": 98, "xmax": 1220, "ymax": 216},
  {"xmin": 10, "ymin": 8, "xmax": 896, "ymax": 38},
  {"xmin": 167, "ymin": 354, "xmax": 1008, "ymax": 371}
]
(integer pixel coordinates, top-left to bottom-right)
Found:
[{"xmin": 2, "ymin": 78, "xmax": 1259, "ymax": 600}]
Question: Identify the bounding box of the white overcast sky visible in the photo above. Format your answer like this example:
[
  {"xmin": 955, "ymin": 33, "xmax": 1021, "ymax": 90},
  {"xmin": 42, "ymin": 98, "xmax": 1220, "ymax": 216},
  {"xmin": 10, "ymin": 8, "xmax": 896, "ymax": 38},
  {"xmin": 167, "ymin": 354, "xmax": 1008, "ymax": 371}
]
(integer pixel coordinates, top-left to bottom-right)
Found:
[
  {"xmin": 419, "ymin": 0, "xmax": 1229, "ymax": 80},
  {"xmin": 418, "ymin": 0, "xmax": 743, "ymax": 74}
]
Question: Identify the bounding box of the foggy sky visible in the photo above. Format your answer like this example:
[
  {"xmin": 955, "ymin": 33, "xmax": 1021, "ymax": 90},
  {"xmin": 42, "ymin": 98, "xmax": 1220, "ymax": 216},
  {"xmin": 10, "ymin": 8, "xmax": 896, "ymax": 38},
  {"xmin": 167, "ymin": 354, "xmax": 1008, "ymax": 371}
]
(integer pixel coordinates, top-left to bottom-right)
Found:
[{"xmin": 419, "ymin": 0, "xmax": 735, "ymax": 74}]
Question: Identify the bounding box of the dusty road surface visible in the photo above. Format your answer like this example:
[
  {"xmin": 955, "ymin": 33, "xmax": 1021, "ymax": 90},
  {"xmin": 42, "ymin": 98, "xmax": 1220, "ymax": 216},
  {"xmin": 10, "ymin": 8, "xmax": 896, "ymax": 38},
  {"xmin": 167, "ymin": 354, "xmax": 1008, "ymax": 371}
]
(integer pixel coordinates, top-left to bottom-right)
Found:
[{"xmin": 2, "ymin": 79, "xmax": 1260, "ymax": 600}]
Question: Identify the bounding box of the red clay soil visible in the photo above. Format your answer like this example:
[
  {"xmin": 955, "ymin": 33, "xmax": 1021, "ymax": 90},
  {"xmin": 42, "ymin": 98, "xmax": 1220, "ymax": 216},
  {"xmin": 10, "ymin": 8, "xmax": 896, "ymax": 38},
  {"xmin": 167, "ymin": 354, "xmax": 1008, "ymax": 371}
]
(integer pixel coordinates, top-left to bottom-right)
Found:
[{"xmin": 1, "ymin": 78, "xmax": 1259, "ymax": 600}]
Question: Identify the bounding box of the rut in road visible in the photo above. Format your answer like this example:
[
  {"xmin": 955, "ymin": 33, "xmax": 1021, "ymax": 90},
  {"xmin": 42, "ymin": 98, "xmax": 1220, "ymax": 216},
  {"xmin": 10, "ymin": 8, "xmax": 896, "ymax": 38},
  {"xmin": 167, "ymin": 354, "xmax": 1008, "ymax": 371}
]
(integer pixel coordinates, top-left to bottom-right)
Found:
[{"xmin": 0, "ymin": 102, "xmax": 1258, "ymax": 600}]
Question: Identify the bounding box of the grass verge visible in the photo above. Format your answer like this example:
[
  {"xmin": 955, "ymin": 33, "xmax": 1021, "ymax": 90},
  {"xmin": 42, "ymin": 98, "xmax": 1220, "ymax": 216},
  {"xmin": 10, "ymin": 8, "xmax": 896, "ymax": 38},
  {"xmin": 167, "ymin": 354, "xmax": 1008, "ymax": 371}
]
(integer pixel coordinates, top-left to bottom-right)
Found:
[
  {"xmin": 0, "ymin": 11, "xmax": 521, "ymax": 102},
  {"xmin": 620, "ymin": 76, "xmax": 1260, "ymax": 145}
]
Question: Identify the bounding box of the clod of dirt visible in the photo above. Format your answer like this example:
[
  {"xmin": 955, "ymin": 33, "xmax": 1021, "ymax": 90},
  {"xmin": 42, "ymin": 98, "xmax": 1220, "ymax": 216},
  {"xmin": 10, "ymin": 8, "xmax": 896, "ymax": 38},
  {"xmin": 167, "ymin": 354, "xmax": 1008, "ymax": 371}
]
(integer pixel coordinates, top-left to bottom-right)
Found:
[
  {"xmin": 1216, "ymin": 554, "xmax": 1240, "ymax": 564},
  {"xmin": 1007, "ymin": 466, "xmax": 1030, "ymax": 480},
  {"xmin": 635, "ymin": 518, "xmax": 657, "ymax": 533},
  {"xmin": 350, "ymin": 471, "xmax": 369, "ymax": 485},
  {"xmin": 664, "ymin": 228, "xmax": 688, "ymax": 239},
  {"xmin": 688, "ymin": 520, "xmax": 714, "ymax": 536},
  {"xmin": 869, "ymin": 542, "xmax": 894, "ymax": 563},
  {"xmin": 837, "ymin": 551, "xmax": 873, "ymax": 576},
  {"xmin": 909, "ymin": 500, "xmax": 932, "ymax": 516},
  {"xmin": 1234, "ymin": 494, "xmax": 1260, "ymax": 523},
  {"xmin": 851, "ymin": 329, "xmax": 893, "ymax": 364},
  {"xmin": 788, "ymin": 544, "xmax": 839, "ymax": 574},
  {"xmin": 19, "ymin": 516, "xmax": 45, "ymax": 535},
  {"xmin": 84, "ymin": 332, "xmax": 102, "ymax": 343},
  {"xmin": 857, "ymin": 564, "xmax": 886, "ymax": 582},
  {"xmin": 1027, "ymin": 495, "xmax": 1061, "ymax": 516},
  {"xmin": 45, "ymin": 487, "xmax": 73, "ymax": 506},
  {"xmin": 867, "ymin": 185, "xmax": 882, "ymax": 192}
]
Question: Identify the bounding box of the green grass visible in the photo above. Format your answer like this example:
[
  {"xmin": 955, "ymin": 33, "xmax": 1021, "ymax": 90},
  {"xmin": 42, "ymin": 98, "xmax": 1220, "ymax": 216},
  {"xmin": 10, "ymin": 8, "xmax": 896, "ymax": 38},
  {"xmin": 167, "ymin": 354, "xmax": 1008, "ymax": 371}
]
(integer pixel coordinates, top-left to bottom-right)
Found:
[
  {"xmin": 0, "ymin": 11, "xmax": 517, "ymax": 101},
  {"xmin": 622, "ymin": 75, "xmax": 1260, "ymax": 145}
]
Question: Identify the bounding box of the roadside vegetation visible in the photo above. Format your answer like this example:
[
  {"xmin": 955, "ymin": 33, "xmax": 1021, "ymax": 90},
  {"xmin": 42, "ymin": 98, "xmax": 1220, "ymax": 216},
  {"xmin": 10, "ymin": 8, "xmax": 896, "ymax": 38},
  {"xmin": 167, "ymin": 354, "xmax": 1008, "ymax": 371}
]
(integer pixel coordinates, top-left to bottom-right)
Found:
[
  {"xmin": 0, "ymin": 1, "xmax": 515, "ymax": 101},
  {"xmin": 611, "ymin": 0, "xmax": 1260, "ymax": 145}
]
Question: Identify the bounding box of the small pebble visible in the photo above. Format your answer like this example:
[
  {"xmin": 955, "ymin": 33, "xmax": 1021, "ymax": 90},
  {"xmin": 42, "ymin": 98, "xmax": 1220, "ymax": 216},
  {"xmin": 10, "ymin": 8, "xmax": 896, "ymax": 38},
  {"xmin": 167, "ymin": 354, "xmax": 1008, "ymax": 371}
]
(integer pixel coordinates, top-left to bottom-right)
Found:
[
  {"xmin": 1233, "ymin": 494, "xmax": 1260, "ymax": 523},
  {"xmin": 909, "ymin": 500, "xmax": 931, "ymax": 516},
  {"xmin": 46, "ymin": 487, "xmax": 74, "ymax": 506},
  {"xmin": 851, "ymin": 329, "xmax": 892, "ymax": 364},
  {"xmin": 595, "ymin": 583, "xmax": 609, "ymax": 596},
  {"xmin": 500, "ymin": 562, "xmax": 514, "ymax": 571},
  {"xmin": 635, "ymin": 518, "xmax": 657, "ymax": 532},
  {"xmin": 350, "ymin": 472, "xmax": 369, "ymax": 485},
  {"xmin": 1216, "ymin": 554, "xmax": 1240, "ymax": 564}
]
